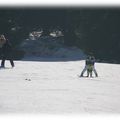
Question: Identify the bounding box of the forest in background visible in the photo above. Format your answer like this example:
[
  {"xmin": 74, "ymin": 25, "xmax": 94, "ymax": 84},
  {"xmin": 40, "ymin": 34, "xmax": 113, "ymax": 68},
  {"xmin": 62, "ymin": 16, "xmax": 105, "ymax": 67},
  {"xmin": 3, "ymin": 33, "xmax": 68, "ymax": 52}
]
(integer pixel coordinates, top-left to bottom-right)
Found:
[{"xmin": 0, "ymin": 7, "xmax": 120, "ymax": 63}]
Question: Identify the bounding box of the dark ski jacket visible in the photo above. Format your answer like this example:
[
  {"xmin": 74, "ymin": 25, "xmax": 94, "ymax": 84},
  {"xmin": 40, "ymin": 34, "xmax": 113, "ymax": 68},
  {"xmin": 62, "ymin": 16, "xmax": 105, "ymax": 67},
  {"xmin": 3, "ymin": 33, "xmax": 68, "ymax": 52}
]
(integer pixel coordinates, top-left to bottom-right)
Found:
[
  {"xmin": 85, "ymin": 56, "xmax": 95, "ymax": 66},
  {"xmin": 0, "ymin": 39, "xmax": 13, "ymax": 59}
]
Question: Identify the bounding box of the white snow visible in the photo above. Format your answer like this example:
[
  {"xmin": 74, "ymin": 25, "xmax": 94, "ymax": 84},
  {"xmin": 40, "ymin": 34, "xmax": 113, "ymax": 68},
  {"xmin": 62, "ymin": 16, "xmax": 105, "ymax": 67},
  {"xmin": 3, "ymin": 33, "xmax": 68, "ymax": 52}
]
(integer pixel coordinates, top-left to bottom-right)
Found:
[{"xmin": 0, "ymin": 59, "xmax": 120, "ymax": 114}]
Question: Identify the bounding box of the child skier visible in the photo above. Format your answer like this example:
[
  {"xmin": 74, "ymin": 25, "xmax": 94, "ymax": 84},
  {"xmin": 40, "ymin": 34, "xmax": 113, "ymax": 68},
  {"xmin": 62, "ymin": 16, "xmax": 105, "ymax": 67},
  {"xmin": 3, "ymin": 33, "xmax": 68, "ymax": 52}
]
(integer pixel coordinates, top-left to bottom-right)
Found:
[{"xmin": 87, "ymin": 58, "xmax": 94, "ymax": 77}]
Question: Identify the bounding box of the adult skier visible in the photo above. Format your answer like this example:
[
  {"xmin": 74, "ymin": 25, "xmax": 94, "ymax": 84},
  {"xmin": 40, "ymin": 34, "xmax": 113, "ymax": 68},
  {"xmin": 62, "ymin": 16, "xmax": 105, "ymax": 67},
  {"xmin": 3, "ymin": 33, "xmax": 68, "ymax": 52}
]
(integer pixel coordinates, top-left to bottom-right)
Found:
[
  {"xmin": 0, "ymin": 35, "xmax": 15, "ymax": 68},
  {"xmin": 80, "ymin": 56, "xmax": 91, "ymax": 77}
]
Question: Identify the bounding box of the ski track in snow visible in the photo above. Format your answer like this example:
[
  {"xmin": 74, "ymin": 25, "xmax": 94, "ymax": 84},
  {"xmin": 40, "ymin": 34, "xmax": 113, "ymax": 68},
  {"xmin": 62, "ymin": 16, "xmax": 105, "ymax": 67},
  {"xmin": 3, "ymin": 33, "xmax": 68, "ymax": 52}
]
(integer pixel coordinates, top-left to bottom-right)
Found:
[{"xmin": 0, "ymin": 60, "xmax": 120, "ymax": 114}]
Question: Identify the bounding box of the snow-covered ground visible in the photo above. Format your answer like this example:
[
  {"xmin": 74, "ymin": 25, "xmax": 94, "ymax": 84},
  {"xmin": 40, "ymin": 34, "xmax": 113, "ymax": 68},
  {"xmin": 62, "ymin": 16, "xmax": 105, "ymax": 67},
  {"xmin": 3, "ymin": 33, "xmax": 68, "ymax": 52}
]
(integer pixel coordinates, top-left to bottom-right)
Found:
[{"xmin": 0, "ymin": 59, "xmax": 120, "ymax": 114}]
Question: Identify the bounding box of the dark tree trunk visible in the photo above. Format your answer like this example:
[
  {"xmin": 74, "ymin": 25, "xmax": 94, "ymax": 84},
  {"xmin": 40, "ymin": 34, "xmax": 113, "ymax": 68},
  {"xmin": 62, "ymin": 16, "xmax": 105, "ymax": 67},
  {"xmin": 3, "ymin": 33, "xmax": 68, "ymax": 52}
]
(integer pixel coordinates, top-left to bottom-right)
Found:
[
  {"xmin": 62, "ymin": 28, "xmax": 76, "ymax": 46},
  {"xmin": 41, "ymin": 26, "xmax": 50, "ymax": 36}
]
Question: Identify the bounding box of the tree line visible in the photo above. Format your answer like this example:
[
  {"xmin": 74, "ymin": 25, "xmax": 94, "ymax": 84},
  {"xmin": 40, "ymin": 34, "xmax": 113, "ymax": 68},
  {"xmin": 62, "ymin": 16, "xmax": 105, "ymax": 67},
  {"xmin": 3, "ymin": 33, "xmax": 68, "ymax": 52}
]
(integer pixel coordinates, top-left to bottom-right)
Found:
[{"xmin": 0, "ymin": 8, "xmax": 120, "ymax": 63}]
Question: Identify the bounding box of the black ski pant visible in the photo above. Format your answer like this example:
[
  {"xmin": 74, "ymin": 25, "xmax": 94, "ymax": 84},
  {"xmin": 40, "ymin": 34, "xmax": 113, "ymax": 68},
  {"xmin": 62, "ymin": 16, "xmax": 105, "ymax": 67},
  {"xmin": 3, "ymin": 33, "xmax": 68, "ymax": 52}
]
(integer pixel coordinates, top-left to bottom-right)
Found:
[{"xmin": 1, "ymin": 57, "xmax": 14, "ymax": 67}]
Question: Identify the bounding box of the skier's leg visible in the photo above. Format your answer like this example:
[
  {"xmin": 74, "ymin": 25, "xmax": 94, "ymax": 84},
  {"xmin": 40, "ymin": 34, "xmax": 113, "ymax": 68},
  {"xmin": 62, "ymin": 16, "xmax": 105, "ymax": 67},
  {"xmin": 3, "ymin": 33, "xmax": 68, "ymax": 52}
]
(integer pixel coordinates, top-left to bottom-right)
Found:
[
  {"xmin": 87, "ymin": 70, "xmax": 90, "ymax": 77},
  {"xmin": 93, "ymin": 67, "xmax": 98, "ymax": 77},
  {"xmin": 80, "ymin": 66, "xmax": 87, "ymax": 77},
  {"xmin": 90, "ymin": 71, "xmax": 92, "ymax": 77},
  {"xmin": 90, "ymin": 66, "xmax": 94, "ymax": 77},
  {"xmin": 87, "ymin": 69, "xmax": 89, "ymax": 77},
  {"xmin": 10, "ymin": 59, "xmax": 14, "ymax": 67},
  {"xmin": 1, "ymin": 57, "xmax": 5, "ymax": 67}
]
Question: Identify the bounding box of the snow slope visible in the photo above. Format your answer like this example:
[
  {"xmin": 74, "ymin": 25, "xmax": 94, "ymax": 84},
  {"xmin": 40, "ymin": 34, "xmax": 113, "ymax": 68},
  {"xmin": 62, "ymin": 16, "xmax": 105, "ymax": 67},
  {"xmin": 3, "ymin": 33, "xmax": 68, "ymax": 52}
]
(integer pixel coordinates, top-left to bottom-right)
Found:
[{"xmin": 0, "ymin": 59, "xmax": 120, "ymax": 114}]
